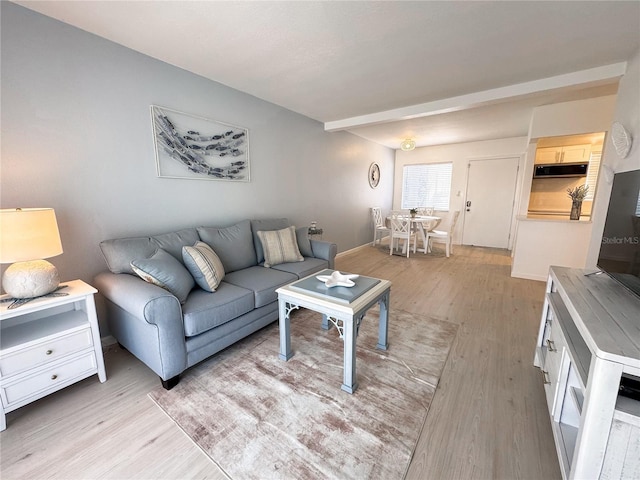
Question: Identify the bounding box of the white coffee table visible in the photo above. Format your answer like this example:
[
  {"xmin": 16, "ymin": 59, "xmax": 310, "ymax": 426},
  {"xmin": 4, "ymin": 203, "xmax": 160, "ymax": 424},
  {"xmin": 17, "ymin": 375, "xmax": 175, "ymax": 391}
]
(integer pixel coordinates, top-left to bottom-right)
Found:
[{"xmin": 276, "ymin": 270, "xmax": 391, "ymax": 394}]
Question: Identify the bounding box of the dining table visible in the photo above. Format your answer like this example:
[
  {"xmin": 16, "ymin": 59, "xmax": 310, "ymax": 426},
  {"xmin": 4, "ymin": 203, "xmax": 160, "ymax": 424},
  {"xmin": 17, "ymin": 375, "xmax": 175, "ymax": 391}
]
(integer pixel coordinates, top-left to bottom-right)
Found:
[{"xmin": 386, "ymin": 215, "xmax": 442, "ymax": 254}]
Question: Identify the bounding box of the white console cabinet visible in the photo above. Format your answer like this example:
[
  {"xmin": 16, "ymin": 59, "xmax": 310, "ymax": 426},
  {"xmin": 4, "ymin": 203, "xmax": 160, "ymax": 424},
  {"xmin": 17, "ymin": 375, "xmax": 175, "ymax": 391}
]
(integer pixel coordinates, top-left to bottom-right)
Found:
[
  {"xmin": 534, "ymin": 267, "xmax": 640, "ymax": 479},
  {"xmin": 0, "ymin": 280, "xmax": 107, "ymax": 431}
]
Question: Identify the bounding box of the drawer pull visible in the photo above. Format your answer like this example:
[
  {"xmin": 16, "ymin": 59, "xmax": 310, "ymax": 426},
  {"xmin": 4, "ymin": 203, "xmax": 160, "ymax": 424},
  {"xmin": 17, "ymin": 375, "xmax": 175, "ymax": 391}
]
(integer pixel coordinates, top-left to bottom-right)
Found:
[
  {"xmin": 46, "ymin": 349, "xmax": 53, "ymax": 355},
  {"xmin": 546, "ymin": 339, "xmax": 556, "ymax": 352},
  {"xmin": 542, "ymin": 370, "xmax": 551, "ymax": 385},
  {"xmin": 51, "ymin": 374, "xmax": 58, "ymax": 381}
]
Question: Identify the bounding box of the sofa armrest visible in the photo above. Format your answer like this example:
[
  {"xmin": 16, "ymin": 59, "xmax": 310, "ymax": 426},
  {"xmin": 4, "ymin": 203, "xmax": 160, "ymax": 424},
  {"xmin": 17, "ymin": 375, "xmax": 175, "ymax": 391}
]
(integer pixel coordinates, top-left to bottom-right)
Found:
[
  {"xmin": 310, "ymin": 239, "xmax": 337, "ymax": 269},
  {"xmin": 94, "ymin": 272, "xmax": 182, "ymax": 326},
  {"xmin": 94, "ymin": 271, "xmax": 187, "ymax": 380}
]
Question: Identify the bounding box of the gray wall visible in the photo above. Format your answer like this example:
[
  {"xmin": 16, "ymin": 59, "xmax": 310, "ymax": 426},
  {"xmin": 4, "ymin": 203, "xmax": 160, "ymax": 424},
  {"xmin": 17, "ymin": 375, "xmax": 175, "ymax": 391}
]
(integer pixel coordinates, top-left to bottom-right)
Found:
[{"xmin": 1, "ymin": 2, "xmax": 393, "ymax": 320}]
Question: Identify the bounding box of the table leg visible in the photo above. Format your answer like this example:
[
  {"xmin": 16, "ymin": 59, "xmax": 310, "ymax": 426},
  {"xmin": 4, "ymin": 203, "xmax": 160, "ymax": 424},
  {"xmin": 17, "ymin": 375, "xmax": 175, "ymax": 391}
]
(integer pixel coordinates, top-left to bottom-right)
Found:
[
  {"xmin": 321, "ymin": 314, "xmax": 331, "ymax": 330},
  {"xmin": 417, "ymin": 223, "xmax": 428, "ymax": 253},
  {"xmin": 377, "ymin": 291, "xmax": 390, "ymax": 350},
  {"xmin": 341, "ymin": 315, "xmax": 358, "ymax": 394},
  {"xmin": 278, "ymin": 299, "xmax": 294, "ymax": 361}
]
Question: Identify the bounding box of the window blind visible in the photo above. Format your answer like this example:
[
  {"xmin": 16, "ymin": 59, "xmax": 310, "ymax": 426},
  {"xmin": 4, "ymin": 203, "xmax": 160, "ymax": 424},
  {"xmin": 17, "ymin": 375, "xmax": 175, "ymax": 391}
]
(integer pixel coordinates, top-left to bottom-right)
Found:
[
  {"xmin": 401, "ymin": 162, "xmax": 453, "ymax": 210},
  {"xmin": 584, "ymin": 152, "xmax": 601, "ymax": 201}
]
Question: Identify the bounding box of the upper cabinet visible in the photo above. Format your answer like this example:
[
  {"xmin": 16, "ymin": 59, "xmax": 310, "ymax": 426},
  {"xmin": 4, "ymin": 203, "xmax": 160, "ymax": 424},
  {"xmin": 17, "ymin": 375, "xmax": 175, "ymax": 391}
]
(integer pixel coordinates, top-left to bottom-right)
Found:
[{"xmin": 534, "ymin": 144, "xmax": 592, "ymax": 165}]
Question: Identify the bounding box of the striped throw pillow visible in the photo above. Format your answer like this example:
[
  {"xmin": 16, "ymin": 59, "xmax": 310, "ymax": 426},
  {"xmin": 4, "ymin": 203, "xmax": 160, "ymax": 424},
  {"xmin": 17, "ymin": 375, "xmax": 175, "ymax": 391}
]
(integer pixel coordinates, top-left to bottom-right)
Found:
[
  {"xmin": 182, "ymin": 241, "xmax": 225, "ymax": 292},
  {"xmin": 257, "ymin": 226, "xmax": 304, "ymax": 268}
]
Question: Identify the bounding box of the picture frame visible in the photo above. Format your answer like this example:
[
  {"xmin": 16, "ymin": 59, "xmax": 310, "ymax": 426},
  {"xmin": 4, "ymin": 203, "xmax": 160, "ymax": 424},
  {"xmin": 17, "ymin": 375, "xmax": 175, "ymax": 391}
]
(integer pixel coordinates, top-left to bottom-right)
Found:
[{"xmin": 151, "ymin": 105, "xmax": 250, "ymax": 181}]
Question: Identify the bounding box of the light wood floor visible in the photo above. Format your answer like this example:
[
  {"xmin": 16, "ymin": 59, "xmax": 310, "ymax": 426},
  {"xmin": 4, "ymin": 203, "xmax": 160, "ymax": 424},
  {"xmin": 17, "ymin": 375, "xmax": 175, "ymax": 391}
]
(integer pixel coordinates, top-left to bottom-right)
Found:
[{"xmin": 0, "ymin": 244, "xmax": 561, "ymax": 479}]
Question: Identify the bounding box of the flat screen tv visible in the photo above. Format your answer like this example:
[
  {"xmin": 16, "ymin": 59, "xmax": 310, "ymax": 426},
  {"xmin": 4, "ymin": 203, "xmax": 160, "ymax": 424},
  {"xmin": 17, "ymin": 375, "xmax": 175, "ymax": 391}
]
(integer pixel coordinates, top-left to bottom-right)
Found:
[{"xmin": 597, "ymin": 169, "xmax": 640, "ymax": 298}]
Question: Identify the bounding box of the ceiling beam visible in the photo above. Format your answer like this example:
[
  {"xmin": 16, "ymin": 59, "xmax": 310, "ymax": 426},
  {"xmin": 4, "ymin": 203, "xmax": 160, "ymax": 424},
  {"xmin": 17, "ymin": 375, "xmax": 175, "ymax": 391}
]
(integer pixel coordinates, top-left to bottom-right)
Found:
[{"xmin": 324, "ymin": 63, "xmax": 627, "ymax": 132}]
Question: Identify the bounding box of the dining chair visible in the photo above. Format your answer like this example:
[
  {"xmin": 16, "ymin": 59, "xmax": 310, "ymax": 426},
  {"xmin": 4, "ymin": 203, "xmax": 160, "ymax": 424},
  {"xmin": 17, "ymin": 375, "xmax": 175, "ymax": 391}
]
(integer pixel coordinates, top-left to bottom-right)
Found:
[
  {"xmin": 415, "ymin": 207, "xmax": 436, "ymax": 250},
  {"xmin": 426, "ymin": 210, "xmax": 460, "ymax": 258},
  {"xmin": 418, "ymin": 207, "xmax": 435, "ymax": 216},
  {"xmin": 389, "ymin": 211, "xmax": 416, "ymax": 257},
  {"xmin": 371, "ymin": 207, "xmax": 390, "ymax": 246}
]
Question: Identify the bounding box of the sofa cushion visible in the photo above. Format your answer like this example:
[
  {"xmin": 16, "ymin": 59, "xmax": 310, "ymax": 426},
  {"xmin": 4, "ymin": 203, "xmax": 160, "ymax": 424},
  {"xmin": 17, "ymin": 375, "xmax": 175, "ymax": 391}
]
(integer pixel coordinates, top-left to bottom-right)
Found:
[
  {"xmin": 152, "ymin": 229, "xmax": 200, "ymax": 262},
  {"xmin": 197, "ymin": 220, "xmax": 257, "ymax": 273},
  {"xmin": 130, "ymin": 248, "xmax": 194, "ymax": 303},
  {"xmin": 100, "ymin": 237, "xmax": 157, "ymax": 275},
  {"xmin": 224, "ymin": 266, "xmax": 297, "ymax": 308},
  {"xmin": 296, "ymin": 226, "xmax": 314, "ymax": 258},
  {"xmin": 182, "ymin": 242, "xmax": 225, "ymax": 292},
  {"xmin": 272, "ymin": 257, "xmax": 329, "ymax": 279},
  {"xmin": 99, "ymin": 228, "xmax": 198, "ymax": 275},
  {"xmin": 182, "ymin": 282, "xmax": 255, "ymax": 337},
  {"xmin": 257, "ymin": 226, "xmax": 304, "ymax": 268},
  {"xmin": 250, "ymin": 218, "xmax": 290, "ymax": 264}
]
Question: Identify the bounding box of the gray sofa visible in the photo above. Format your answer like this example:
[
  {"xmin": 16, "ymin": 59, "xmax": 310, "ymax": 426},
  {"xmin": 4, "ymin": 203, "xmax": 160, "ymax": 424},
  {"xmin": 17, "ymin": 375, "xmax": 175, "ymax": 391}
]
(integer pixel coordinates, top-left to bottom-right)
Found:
[{"xmin": 94, "ymin": 218, "xmax": 337, "ymax": 389}]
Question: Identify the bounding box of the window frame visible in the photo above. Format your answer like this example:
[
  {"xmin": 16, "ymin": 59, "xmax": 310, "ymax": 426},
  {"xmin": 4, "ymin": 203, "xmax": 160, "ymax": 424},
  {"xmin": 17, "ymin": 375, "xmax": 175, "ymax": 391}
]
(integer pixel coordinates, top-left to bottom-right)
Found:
[{"xmin": 401, "ymin": 162, "xmax": 453, "ymax": 211}]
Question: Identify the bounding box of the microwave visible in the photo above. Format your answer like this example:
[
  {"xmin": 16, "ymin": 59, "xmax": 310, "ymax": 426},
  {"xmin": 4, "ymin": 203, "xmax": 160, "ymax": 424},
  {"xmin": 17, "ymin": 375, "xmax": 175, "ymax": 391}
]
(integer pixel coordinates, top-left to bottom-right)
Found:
[{"xmin": 533, "ymin": 163, "xmax": 588, "ymax": 178}]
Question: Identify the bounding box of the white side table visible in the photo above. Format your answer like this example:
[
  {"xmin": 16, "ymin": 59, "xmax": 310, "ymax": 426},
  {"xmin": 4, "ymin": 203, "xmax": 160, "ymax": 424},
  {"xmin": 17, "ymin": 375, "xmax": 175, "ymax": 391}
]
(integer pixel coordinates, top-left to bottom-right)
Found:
[{"xmin": 0, "ymin": 279, "xmax": 107, "ymax": 431}]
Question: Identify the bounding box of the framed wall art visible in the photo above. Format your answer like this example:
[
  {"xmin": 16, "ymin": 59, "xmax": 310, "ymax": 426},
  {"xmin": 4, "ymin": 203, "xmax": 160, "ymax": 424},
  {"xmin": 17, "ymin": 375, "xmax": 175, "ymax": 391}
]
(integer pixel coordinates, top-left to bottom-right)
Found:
[{"xmin": 151, "ymin": 105, "xmax": 250, "ymax": 181}]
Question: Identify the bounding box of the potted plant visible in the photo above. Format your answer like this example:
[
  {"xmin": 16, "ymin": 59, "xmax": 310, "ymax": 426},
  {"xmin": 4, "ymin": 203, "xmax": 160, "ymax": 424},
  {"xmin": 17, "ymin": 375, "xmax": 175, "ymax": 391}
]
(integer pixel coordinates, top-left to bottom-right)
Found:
[
  {"xmin": 567, "ymin": 184, "xmax": 589, "ymax": 220},
  {"xmin": 409, "ymin": 208, "xmax": 418, "ymax": 218}
]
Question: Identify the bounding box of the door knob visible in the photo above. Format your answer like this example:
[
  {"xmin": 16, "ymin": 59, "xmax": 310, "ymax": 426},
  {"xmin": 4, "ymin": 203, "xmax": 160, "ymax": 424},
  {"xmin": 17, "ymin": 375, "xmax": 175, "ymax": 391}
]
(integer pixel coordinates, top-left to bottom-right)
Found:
[{"xmin": 466, "ymin": 200, "xmax": 471, "ymax": 212}]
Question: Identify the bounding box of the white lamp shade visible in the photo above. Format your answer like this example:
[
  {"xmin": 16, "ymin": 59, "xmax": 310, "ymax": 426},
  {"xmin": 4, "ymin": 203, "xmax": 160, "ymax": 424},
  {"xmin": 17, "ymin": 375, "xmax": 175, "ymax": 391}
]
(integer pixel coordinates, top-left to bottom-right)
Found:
[{"xmin": 0, "ymin": 208, "xmax": 63, "ymax": 263}]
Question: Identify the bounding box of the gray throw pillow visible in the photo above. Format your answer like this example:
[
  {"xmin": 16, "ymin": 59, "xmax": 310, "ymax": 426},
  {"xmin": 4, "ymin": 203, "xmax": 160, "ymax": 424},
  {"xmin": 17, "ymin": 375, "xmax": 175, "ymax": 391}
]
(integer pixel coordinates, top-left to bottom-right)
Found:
[{"xmin": 131, "ymin": 248, "xmax": 194, "ymax": 303}]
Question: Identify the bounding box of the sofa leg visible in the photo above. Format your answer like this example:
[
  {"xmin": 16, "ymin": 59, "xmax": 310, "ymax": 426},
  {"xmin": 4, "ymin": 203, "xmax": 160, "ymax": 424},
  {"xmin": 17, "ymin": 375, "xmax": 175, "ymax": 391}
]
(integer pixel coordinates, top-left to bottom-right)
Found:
[{"xmin": 161, "ymin": 375, "xmax": 180, "ymax": 390}]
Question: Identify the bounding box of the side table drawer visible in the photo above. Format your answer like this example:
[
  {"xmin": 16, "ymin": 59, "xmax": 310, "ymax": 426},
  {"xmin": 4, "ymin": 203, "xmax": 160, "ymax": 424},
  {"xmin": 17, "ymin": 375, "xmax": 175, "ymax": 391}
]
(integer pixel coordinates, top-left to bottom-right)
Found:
[
  {"xmin": 0, "ymin": 328, "xmax": 93, "ymax": 377},
  {"xmin": 1, "ymin": 351, "xmax": 98, "ymax": 407},
  {"xmin": 542, "ymin": 318, "xmax": 567, "ymax": 415}
]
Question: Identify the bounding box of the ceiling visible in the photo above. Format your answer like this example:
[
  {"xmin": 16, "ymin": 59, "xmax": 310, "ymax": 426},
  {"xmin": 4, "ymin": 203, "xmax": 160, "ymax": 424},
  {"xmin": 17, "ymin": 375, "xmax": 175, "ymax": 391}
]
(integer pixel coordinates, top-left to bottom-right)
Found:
[{"xmin": 14, "ymin": 1, "xmax": 640, "ymax": 149}]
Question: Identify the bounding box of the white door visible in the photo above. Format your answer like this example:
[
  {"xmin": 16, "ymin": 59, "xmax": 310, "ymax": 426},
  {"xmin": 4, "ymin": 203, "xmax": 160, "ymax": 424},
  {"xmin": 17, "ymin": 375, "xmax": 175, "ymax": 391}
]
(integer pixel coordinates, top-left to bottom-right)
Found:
[{"xmin": 462, "ymin": 157, "xmax": 518, "ymax": 249}]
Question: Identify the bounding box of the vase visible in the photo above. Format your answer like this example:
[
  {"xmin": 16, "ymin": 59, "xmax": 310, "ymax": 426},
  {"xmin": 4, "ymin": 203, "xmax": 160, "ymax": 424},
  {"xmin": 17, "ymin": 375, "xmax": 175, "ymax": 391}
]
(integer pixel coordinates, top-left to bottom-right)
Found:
[{"xmin": 570, "ymin": 200, "xmax": 582, "ymax": 220}]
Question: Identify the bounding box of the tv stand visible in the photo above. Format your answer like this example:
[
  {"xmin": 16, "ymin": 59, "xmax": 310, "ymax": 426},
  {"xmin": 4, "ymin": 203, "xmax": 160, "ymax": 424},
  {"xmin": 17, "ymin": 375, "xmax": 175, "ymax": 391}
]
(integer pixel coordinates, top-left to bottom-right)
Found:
[{"xmin": 534, "ymin": 266, "xmax": 640, "ymax": 479}]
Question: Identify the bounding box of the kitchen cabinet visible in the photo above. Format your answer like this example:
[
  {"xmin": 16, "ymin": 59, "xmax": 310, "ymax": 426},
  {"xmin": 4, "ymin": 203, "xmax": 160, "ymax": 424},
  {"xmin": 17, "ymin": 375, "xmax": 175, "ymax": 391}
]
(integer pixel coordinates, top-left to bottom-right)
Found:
[
  {"xmin": 534, "ymin": 267, "xmax": 640, "ymax": 479},
  {"xmin": 535, "ymin": 144, "xmax": 592, "ymax": 164}
]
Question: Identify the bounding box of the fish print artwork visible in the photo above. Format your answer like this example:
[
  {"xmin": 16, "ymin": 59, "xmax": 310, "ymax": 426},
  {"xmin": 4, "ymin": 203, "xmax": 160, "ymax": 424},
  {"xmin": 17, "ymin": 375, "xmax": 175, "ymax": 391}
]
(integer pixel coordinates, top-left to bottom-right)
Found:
[{"xmin": 151, "ymin": 105, "xmax": 250, "ymax": 181}]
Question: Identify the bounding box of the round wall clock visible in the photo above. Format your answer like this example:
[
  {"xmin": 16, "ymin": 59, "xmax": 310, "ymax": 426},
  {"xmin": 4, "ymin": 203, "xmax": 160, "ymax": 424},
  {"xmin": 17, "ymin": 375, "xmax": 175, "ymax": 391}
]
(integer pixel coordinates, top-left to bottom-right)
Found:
[{"xmin": 368, "ymin": 163, "xmax": 380, "ymax": 188}]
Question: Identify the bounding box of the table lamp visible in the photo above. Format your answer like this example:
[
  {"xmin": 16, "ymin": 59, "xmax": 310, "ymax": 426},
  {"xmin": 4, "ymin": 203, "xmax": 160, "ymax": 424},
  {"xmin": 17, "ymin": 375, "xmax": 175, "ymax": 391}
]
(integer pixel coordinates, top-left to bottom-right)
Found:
[{"xmin": 0, "ymin": 208, "xmax": 64, "ymax": 299}]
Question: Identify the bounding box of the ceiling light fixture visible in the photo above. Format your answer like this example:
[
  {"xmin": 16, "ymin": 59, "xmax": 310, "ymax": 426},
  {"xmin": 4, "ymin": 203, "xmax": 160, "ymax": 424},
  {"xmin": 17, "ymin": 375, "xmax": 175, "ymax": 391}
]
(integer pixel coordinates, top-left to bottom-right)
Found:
[{"xmin": 400, "ymin": 138, "xmax": 416, "ymax": 151}]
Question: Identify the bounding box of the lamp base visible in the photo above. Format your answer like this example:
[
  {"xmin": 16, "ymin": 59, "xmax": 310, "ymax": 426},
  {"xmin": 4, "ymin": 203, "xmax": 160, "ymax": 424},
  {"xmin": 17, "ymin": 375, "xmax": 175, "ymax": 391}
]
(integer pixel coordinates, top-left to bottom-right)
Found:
[{"xmin": 2, "ymin": 260, "xmax": 60, "ymax": 299}]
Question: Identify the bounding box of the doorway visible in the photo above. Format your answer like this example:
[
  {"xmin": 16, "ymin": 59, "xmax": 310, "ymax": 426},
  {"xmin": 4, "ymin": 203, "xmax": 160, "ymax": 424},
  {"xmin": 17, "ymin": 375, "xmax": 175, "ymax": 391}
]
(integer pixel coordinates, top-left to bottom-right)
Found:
[{"xmin": 461, "ymin": 157, "xmax": 519, "ymax": 249}]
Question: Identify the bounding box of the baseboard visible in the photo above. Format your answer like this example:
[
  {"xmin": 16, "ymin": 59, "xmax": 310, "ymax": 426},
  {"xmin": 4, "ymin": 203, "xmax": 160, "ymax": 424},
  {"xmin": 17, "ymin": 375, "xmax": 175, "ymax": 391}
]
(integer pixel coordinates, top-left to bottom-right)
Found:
[
  {"xmin": 101, "ymin": 335, "xmax": 118, "ymax": 347},
  {"xmin": 510, "ymin": 270, "xmax": 547, "ymax": 282},
  {"xmin": 337, "ymin": 242, "xmax": 377, "ymax": 257}
]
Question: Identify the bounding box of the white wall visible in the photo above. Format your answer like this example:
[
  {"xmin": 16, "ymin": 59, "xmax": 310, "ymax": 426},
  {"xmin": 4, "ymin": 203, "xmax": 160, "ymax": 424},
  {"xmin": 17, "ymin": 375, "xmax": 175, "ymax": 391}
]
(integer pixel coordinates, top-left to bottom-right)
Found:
[
  {"xmin": 586, "ymin": 47, "xmax": 640, "ymax": 268},
  {"xmin": 528, "ymin": 95, "xmax": 617, "ymax": 140},
  {"xmin": 513, "ymin": 219, "xmax": 594, "ymax": 281},
  {"xmin": 0, "ymin": 4, "xmax": 394, "ymax": 329},
  {"xmin": 394, "ymin": 137, "xmax": 528, "ymax": 246},
  {"xmin": 511, "ymin": 96, "xmax": 618, "ymax": 280}
]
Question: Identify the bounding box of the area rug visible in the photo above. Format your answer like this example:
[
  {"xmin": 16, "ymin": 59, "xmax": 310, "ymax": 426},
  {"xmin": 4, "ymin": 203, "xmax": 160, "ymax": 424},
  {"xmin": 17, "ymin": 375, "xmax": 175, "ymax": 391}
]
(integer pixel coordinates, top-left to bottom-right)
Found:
[{"xmin": 148, "ymin": 308, "xmax": 458, "ymax": 480}]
